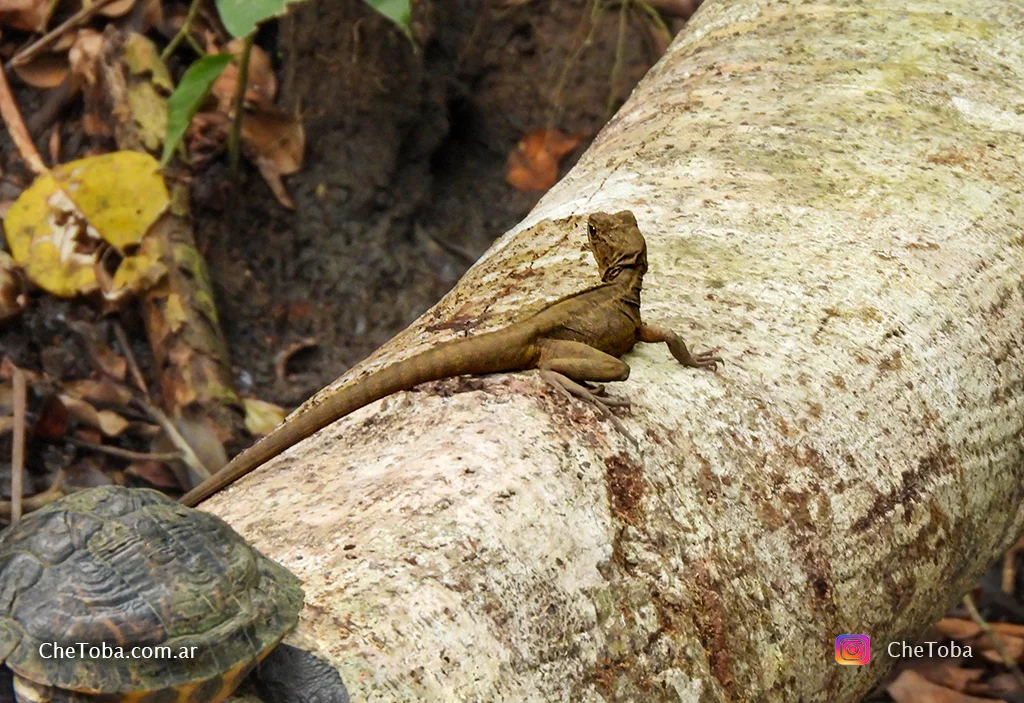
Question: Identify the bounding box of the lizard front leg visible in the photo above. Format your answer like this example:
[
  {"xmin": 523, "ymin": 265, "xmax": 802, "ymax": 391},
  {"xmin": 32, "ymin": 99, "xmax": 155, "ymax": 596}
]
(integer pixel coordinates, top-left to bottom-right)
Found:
[
  {"xmin": 637, "ymin": 324, "xmax": 722, "ymax": 370},
  {"xmin": 536, "ymin": 339, "xmax": 635, "ymax": 443}
]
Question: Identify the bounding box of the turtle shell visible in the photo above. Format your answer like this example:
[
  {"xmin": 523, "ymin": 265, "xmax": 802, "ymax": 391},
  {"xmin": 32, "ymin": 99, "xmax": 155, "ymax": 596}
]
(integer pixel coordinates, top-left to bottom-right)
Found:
[{"xmin": 0, "ymin": 486, "xmax": 303, "ymax": 702}]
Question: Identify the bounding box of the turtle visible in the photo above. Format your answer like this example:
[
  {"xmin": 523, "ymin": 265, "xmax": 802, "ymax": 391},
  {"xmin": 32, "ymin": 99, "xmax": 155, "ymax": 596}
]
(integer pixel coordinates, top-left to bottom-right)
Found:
[{"xmin": 0, "ymin": 486, "xmax": 348, "ymax": 703}]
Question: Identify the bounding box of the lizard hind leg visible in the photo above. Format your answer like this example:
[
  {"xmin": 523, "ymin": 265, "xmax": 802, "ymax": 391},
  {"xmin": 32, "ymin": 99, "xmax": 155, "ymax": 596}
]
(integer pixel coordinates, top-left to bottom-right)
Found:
[{"xmin": 536, "ymin": 339, "xmax": 636, "ymax": 444}]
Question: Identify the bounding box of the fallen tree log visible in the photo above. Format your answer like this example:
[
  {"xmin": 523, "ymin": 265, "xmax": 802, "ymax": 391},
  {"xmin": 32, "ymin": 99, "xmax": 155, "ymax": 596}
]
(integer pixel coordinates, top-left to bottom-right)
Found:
[{"xmin": 206, "ymin": 0, "xmax": 1024, "ymax": 700}]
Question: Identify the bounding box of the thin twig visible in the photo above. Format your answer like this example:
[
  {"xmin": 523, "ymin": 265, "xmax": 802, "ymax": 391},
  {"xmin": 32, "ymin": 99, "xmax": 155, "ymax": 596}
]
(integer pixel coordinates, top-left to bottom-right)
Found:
[
  {"xmin": 11, "ymin": 367, "xmax": 26, "ymax": 523},
  {"xmin": 0, "ymin": 65, "xmax": 47, "ymax": 174},
  {"xmin": 112, "ymin": 320, "xmax": 150, "ymax": 400},
  {"xmin": 8, "ymin": 0, "xmax": 120, "ymax": 69},
  {"xmin": 131, "ymin": 398, "xmax": 210, "ymax": 481},
  {"xmin": 228, "ymin": 34, "xmax": 254, "ymax": 176},
  {"xmin": 1003, "ymin": 549, "xmax": 1017, "ymax": 594},
  {"xmin": 962, "ymin": 593, "xmax": 1024, "ymax": 691},
  {"xmin": 64, "ymin": 436, "xmax": 181, "ymax": 463}
]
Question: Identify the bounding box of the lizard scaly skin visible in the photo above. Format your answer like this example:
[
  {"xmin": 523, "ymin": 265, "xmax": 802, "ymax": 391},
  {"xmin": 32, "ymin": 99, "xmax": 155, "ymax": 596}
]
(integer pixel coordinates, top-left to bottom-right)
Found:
[{"xmin": 181, "ymin": 211, "xmax": 720, "ymax": 507}]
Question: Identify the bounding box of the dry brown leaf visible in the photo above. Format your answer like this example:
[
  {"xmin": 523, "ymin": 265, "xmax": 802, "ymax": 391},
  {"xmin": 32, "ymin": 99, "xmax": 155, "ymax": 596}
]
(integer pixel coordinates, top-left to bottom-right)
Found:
[
  {"xmin": 12, "ymin": 52, "xmax": 69, "ymax": 89},
  {"xmin": 69, "ymin": 29, "xmax": 104, "ymax": 88},
  {"xmin": 0, "ymin": 0, "xmax": 54, "ymax": 32},
  {"xmin": 64, "ymin": 377, "xmax": 135, "ymax": 406},
  {"xmin": 981, "ymin": 672, "xmax": 1024, "ymax": 697},
  {"xmin": 48, "ymin": 124, "xmax": 61, "ymax": 164},
  {"xmin": 51, "ymin": 30, "xmax": 79, "ymax": 53},
  {"xmin": 888, "ymin": 669, "xmax": 995, "ymax": 703},
  {"xmin": 75, "ymin": 426, "xmax": 104, "ymax": 444},
  {"xmin": 988, "ymin": 621, "xmax": 1024, "ymax": 638},
  {"xmin": 936, "ymin": 618, "xmax": 983, "ymax": 641},
  {"xmin": 242, "ymin": 109, "xmax": 304, "ymax": 173},
  {"xmin": 73, "ymin": 30, "xmax": 112, "ymax": 139},
  {"xmin": 140, "ymin": 0, "xmax": 163, "ymax": 31},
  {"xmin": 95, "ymin": 0, "xmax": 137, "ymax": 17},
  {"xmin": 183, "ymin": 111, "xmax": 229, "ymax": 165},
  {"xmin": 60, "ymin": 395, "xmax": 130, "ymax": 437},
  {"xmin": 63, "ymin": 460, "xmax": 116, "ymax": 488},
  {"xmin": 505, "ymin": 128, "xmax": 581, "ymax": 192},
  {"xmin": 918, "ymin": 662, "xmax": 985, "ymax": 692},
  {"xmin": 0, "ymin": 252, "xmax": 28, "ymax": 324},
  {"xmin": 125, "ymin": 460, "xmax": 181, "ymax": 489},
  {"xmin": 90, "ymin": 341, "xmax": 128, "ymax": 380},
  {"xmin": 31, "ymin": 393, "xmax": 69, "ymax": 441},
  {"xmin": 242, "ymin": 108, "xmax": 304, "ymax": 209},
  {"xmin": 210, "ymin": 40, "xmax": 277, "ymax": 112},
  {"xmin": 978, "ymin": 632, "xmax": 1024, "ymax": 663}
]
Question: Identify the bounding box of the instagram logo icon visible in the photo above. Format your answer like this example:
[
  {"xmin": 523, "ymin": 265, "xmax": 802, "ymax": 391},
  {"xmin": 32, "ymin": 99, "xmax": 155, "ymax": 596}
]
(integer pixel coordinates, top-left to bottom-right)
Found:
[{"xmin": 835, "ymin": 635, "xmax": 870, "ymax": 665}]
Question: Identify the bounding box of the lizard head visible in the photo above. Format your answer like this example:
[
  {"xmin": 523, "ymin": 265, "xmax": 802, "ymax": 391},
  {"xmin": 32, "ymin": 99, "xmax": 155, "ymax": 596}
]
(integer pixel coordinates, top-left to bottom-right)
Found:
[{"xmin": 587, "ymin": 210, "xmax": 648, "ymax": 282}]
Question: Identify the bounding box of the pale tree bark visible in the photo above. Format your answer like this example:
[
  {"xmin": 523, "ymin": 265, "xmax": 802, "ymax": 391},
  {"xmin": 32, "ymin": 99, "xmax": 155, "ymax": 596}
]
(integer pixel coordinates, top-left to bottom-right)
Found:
[{"xmin": 207, "ymin": 0, "xmax": 1024, "ymax": 700}]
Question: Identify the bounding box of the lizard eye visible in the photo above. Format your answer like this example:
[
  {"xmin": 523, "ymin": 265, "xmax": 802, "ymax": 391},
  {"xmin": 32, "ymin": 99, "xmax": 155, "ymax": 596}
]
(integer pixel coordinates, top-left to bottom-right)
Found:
[{"xmin": 587, "ymin": 223, "xmax": 597, "ymax": 236}]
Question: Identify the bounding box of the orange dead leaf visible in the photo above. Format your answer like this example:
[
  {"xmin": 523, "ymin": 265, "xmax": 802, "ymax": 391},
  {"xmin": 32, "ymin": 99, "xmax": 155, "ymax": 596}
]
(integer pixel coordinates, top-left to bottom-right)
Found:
[
  {"xmin": 96, "ymin": 0, "xmax": 137, "ymax": 17},
  {"xmin": 983, "ymin": 672, "xmax": 1024, "ymax": 697},
  {"xmin": 936, "ymin": 618, "xmax": 983, "ymax": 641},
  {"xmin": 506, "ymin": 128, "xmax": 581, "ymax": 192},
  {"xmin": 63, "ymin": 461, "xmax": 116, "ymax": 488},
  {"xmin": 978, "ymin": 632, "xmax": 1024, "ymax": 663},
  {"xmin": 242, "ymin": 108, "xmax": 304, "ymax": 209},
  {"xmin": 64, "ymin": 378, "xmax": 135, "ymax": 406},
  {"xmin": 12, "ymin": 52, "xmax": 69, "ymax": 89},
  {"xmin": 210, "ymin": 39, "xmax": 278, "ymax": 113},
  {"xmin": 125, "ymin": 460, "xmax": 181, "ymax": 489},
  {"xmin": 919, "ymin": 662, "xmax": 985, "ymax": 692},
  {"xmin": 0, "ymin": 0, "xmax": 55, "ymax": 32},
  {"xmin": 60, "ymin": 395, "xmax": 130, "ymax": 437},
  {"xmin": 888, "ymin": 670, "xmax": 995, "ymax": 703}
]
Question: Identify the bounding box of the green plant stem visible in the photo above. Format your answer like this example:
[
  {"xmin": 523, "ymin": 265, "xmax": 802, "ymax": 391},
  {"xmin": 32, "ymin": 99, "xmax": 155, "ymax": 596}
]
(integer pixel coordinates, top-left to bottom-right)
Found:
[
  {"xmin": 228, "ymin": 34, "xmax": 254, "ymax": 177},
  {"xmin": 607, "ymin": 0, "xmax": 629, "ymax": 118},
  {"xmin": 161, "ymin": 0, "xmax": 205, "ymax": 62}
]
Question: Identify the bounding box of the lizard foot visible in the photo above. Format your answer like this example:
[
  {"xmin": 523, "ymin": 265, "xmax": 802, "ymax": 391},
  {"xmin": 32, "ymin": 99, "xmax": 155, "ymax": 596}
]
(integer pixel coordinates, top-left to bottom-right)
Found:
[
  {"xmin": 586, "ymin": 383, "xmax": 631, "ymax": 408},
  {"xmin": 540, "ymin": 370, "xmax": 637, "ymax": 446},
  {"xmin": 689, "ymin": 350, "xmax": 724, "ymax": 371},
  {"xmin": 636, "ymin": 325, "xmax": 724, "ymax": 371}
]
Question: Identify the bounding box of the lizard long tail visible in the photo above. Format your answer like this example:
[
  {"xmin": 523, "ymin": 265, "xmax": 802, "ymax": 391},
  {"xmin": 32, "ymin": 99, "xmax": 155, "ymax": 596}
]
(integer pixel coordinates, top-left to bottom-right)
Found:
[{"xmin": 180, "ymin": 329, "xmax": 536, "ymax": 506}]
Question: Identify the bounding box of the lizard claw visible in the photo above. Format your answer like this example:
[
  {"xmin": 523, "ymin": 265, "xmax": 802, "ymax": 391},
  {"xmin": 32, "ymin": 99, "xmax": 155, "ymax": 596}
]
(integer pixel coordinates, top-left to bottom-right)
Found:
[
  {"xmin": 587, "ymin": 383, "xmax": 631, "ymax": 408},
  {"xmin": 690, "ymin": 350, "xmax": 724, "ymax": 371}
]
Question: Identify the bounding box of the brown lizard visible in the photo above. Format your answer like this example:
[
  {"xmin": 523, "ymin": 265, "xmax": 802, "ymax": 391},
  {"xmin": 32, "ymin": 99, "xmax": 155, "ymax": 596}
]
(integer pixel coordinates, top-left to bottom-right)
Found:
[{"xmin": 180, "ymin": 211, "xmax": 720, "ymax": 507}]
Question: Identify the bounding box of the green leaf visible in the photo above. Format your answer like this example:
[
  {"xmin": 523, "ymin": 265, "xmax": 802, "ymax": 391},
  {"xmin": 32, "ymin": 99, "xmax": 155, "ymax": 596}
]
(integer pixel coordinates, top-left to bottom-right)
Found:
[
  {"xmin": 365, "ymin": 0, "xmax": 410, "ymax": 27},
  {"xmin": 216, "ymin": 0, "xmax": 299, "ymax": 38},
  {"xmin": 161, "ymin": 53, "xmax": 234, "ymax": 167}
]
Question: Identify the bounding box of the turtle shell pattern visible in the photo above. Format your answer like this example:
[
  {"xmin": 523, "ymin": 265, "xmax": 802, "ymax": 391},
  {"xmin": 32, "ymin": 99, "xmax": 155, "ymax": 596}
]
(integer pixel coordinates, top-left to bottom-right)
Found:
[{"xmin": 0, "ymin": 486, "xmax": 303, "ymax": 702}]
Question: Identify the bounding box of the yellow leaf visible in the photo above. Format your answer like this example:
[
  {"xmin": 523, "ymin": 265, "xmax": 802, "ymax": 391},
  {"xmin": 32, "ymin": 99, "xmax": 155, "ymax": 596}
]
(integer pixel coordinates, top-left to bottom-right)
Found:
[
  {"xmin": 243, "ymin": 398, "xmax": 287, "ymax": 437},
  {"xmin": 3, "ymin": 151, "xmax": 170, "ymax": 298}
]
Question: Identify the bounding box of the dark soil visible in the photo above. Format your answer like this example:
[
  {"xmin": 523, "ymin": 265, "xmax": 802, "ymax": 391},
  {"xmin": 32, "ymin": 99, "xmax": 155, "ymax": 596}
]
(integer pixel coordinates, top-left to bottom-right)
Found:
[
  {"xmin": 197, "ymin": 0, "xmax": 670, "ymax": 406},
  {"xmin": 0, "ymin": 0, "xmax": 675, "ymax": 469}
]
